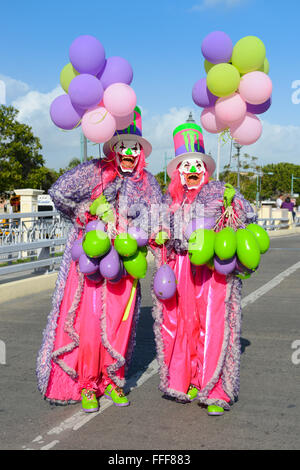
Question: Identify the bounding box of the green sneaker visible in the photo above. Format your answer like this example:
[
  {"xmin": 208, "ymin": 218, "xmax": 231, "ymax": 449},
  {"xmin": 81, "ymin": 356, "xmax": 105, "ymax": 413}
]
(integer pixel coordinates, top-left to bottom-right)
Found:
[
  {"xmin": 187, "ymin": 385, "xmax": 199, "ymax": 402},
  {"xmin": 207, "ymin": 405, "xmax": 224, "ymax": 416},
  {"xmin": 104, "ymin": 384, "xmax": 130, "ymax": 407},
  {"xmin": 81, "ymin": 389, "xmax": 99, "ymax": 413}
]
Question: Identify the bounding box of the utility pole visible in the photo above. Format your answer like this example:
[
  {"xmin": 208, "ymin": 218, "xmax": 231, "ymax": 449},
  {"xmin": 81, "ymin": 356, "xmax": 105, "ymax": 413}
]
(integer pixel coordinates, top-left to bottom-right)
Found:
[
  {"xmin": 80, "ymin": 133, "xmax": 88, "ymax": 163},
  {"xmin": 233, "ymin": 142, "xmax": 242, "ymax": 191}
]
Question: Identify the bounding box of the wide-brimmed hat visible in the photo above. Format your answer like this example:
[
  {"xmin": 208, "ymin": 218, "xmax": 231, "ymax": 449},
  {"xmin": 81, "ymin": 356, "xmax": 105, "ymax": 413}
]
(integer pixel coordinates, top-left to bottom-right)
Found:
[
  {"xmin": 167, "ymin": 122, "xmax": 216, "ymax": 178},
  {"xmin": 103, "ymin": 106, "xmax": 152, "ymax": 157}
]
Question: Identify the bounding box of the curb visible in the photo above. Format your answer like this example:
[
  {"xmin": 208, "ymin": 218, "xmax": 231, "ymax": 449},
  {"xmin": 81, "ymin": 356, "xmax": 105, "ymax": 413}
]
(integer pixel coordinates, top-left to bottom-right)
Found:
[{"xmin": 0, "ymin": 272, "xmax": 58, "ymax": 305}]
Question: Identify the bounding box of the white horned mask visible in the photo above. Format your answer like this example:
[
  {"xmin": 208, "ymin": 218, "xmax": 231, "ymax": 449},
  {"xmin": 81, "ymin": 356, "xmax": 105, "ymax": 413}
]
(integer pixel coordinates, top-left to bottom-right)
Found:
[
  {"xmin": 114, "ymin": 140, "xmax": 141, "ymax": 173},
  {"xmin": 178, "ymin": 158, "xmax": 206, "ymax": 190}
]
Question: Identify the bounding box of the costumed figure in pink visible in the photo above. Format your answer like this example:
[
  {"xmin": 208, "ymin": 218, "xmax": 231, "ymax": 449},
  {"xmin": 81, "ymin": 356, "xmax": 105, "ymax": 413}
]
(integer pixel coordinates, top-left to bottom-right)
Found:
[
  {"xmin": 152, "ymin": 121, "xmax": 258, "ymax": 416},
  {"xmin": 37, "ymin": 107, "xmax": 162, "ymax": 412}
]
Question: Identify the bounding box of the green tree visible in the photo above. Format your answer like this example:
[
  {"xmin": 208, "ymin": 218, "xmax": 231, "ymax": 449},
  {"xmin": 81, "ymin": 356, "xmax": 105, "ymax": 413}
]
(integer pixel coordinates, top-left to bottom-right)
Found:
[
  {"xmin": 155, "ymin": 171, "xmax": 170, "ymax": 194},
  {"xmin": 260, "ymin": 162, "xmax": 300, "ymax": 204},
  {"xmin": 220, "ymin": 152, "xmax": 260, "ymax": 202},
  {"xmin": 0, "ymin": 105, "xmax": 45, "ymax": 194}
]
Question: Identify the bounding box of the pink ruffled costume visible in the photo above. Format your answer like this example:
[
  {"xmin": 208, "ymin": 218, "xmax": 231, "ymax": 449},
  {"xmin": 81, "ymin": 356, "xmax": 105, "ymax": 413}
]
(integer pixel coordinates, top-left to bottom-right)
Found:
[
  {"xmin": 152, "ymin": 181, "xmax": 256, "ymax": 409},
  {"xmin": 36, "ymin": 159, "xmax": 162, "ymax": 404}
]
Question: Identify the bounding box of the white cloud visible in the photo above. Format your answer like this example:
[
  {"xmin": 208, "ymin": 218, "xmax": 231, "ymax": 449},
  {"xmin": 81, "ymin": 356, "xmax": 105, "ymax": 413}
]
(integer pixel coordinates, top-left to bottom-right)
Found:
[
  {"xmin": 190, "ymin": 0, "xmax": 248, "ymax": 11},
  {"xmin": 0, "ymin": 74, "xmax": 30, "ymax": 104}
]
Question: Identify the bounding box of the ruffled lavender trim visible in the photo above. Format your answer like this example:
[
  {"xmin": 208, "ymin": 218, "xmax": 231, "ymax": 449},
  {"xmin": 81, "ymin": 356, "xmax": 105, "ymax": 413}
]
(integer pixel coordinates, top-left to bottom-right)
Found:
[
  {"xmin": 51, "ymin": 264, "xmax": 85, "ymax": 379},
  {"xmin": 36, "ymin": 226, "xmax": 78, "ymax": 395}
]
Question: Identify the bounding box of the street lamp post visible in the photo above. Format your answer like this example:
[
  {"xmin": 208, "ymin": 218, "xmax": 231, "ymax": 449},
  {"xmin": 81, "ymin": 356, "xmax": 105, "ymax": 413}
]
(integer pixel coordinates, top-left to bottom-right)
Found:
[
  {"xmin": 233, "ymin": 142, "xmax": 242, "ymax": 191},
  {"xmin": 80, "ymin": 133, "xmax": 88, "ymax": 163},
  {"xmin": 291, "ymin": 174, "xmax": 300, "ymax": 196}
]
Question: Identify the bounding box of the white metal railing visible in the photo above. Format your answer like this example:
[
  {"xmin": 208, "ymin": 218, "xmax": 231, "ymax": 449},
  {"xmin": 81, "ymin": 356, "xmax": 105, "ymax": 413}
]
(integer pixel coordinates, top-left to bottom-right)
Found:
[
  {"xmin": 0, "ymin": 211, "xmax": 71, "ymax": 276},
  {"xmin": 258, "ymin": 214, "xmax": 300, "ymax": 230}
]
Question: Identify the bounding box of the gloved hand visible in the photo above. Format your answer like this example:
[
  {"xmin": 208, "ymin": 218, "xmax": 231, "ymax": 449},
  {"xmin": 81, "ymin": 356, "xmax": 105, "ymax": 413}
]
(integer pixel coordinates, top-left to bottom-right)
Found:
[
  {"xmin": 155, "ymin": 231, "xmax": 169, "ymax": 246},
  {"xmin": 223, "ymin": 183, "xmax": 236, "ymax": 209}
]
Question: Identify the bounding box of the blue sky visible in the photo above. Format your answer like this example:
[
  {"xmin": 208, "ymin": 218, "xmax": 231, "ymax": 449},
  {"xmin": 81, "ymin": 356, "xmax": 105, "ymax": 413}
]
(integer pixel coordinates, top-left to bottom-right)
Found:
[{"xmin": 1, "ymin": 0, "xmax": 300, "ymax": 174}]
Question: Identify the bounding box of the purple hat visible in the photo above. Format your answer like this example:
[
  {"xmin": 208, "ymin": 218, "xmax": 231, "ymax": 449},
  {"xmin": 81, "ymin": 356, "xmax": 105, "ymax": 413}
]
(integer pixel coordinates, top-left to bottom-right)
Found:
[{"xmin": 103, "ymin": 106, "xmax": 152, "ymax": 157}]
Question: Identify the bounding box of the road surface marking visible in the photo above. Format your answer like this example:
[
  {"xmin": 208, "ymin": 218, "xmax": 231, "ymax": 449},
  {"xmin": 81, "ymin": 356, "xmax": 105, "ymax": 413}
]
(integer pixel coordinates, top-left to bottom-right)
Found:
[
  {"xmin": 24, "ymin": 359, "xmax": 159, "ymax": 450},
  {"xmin": 242, "ymin": 260, "xmax": 300, "ymax": 309},
  {"xmin": 23, "ymin": 260, "xmax": 300, "ymax": 450}
]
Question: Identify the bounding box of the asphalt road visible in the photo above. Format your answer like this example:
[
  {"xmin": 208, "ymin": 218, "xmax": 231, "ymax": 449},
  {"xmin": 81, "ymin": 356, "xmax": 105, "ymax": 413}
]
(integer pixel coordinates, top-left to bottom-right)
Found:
[{"xmin": 0, "ymin": 234, "xmax": 299, "ymax": 451}]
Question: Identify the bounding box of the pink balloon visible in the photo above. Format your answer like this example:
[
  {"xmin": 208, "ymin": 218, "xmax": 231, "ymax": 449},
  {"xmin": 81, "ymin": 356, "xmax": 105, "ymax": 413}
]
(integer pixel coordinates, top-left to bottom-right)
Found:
[
  {"xmin": 230, "ymin": 112, "xmax": 262, "ymax": 145},
  {"xmin": 200, "ymin": 107, "xmax": 227, "ymax": 134},
  {"xmin": 239, "ymin": 72, "xmax": 272, "ymax": 105},
  {"xmin": 81, "ymin": 106, "xmax": 116, "ymax": 143},
  {"xmin": 115, "ymin": 111, "xmax": 134, "ymax": 130},
  {"xmin": 103, "ymin": 83, "xmax": 136, "ymax": 117},
  {"xmin": 215, "ymin": 93, "xmax": 247, "ymax": 125}
]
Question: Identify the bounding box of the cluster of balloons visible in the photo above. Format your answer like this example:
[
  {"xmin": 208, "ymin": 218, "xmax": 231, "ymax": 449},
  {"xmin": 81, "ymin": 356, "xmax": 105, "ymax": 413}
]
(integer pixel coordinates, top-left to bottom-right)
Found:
[
  {"xmin": 192, "ymin": 31, "xmax": 272, "ymax": 146},
  {"xmin": 187, "ymin": 221, "xmax": 270, "ymax": 277},
  {"xmin": 50, "ymin": 35, "xmax": 137, "ymax": 143},
  {"xmin": 71, "ymin": 220, "xmax": 149, "ymax": 283},
  {"xmin": 153, "ymin": 218, "xmax": 270, "ymax": 300}
]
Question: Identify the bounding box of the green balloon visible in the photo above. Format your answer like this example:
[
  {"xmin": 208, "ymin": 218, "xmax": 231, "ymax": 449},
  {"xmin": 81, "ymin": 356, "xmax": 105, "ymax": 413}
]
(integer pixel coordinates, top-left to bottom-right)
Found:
[
  {"xmin": 139, "ymin": 246, "xmax": 148, "ymax": 257},
  {"xmin": 155, "ymin": 230, "xmax": 169, "ymax": 245},
  {"xmin": 214, "ymin": 227, "xmax": 237, "ymax": 260},
  {"xmin": 246, "ymin": 224, "xmax": 270, "ymax": 254},
  {"xmin": 60, "ymin": 63, "xmax": 79, "ymax": 93},
  {"xmin": 236, "ymin": 228, "xmax": 260, "ymax": 270},
  {"xmin": 231, "ymin": 36, "xmax": 266, "ymax": 74},
  {"xmin": 206, "ymin": 257, "xmax": 215, "ymax": 271},
  {"xmin": 206, "ymin": 63, "xmax": 240, "ymax": 97},
  {"xmin": 123, "ymin": 250, "xmax": 148, "ymax": 279},
  {"xmin": 258, "ymin": 58, "xmax": 269, "ymax": 74},
  {"xmin": 188, "ymin": 229, "xmax": 216, "ymax": 266},
  {"xmin": 82, "ymin": 230, "xmax": 110, "ymax": 258},
  {"xmin": 114, "ymin": 233, "xmax": 138, "ymax": 258}
]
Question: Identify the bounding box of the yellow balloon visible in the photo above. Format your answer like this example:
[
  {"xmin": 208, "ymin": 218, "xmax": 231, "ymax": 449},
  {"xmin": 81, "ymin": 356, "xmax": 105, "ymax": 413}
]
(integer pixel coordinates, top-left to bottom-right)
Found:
[
  {"xmin": 204, "ymin": 59, "xmax": 214, "ymax": 74},
  {"xmin": 206, "ymin": 63, "xmax": 240, "ymax": 97},
  {"xmin": 259, "ymin": 58, "xmax": 269, "ymax": 74},
  {"xmin": 231, "ymin": 36, "xmax": 266, "ymax": 74},
  {"xmin": 60, "ymin": 63, "xmax": 79, "ymax": 93}
]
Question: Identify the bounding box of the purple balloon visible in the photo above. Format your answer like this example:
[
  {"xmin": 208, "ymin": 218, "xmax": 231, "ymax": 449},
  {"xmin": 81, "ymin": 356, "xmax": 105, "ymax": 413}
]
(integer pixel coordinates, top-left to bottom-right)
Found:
[
  {"xmin": 71, "ymin": 238, "xmax": 84, "ymax": 261},
  {"xmin": 79, "ymin": 253, "xmax": 99, "ymax": 274},
  {"xmin": 86, "ymin": 220, "xmax": 106, "ymax": 233},
  {"xmin": 214, "ymin": 255, "xmax": 236, "ymax": 275},
  {"xmin": 185, "ymin": 217, "xmax": 216, "ymax": 240},
  {"xmin": 128, "ymin": 226, "xmax": 148, "ymax": 247},
  {"xmin": 86, "ymin": 271, "xmax": 103, "ymax": 283},
  {"xmin": 98, "ymin": 56, "xmax": 133, "ymax": 90},
  {"xmin": 68, "ymin": 74, "xmax": 104, "ymax": 110},
  {"xmin": 69, "ymin": 35, "xmax": 106, "ymax": 75},
  {"xmin": 108, "ymin": 260, "xmax": 124, "ymax": 284},
  {"xmin": 99, "ymin": 246, "xmax": 120, "ymax": 280},
  {"xmin": 235, "ymin": 258, "xmax": 254, "ymax": 274},
  {"xmin": 246, "ymin": 97, "xmax": 272, "ymax": 115},
  {"xmin": 201, "ymin": 31, "xmax": 233, "ymax": 64},
  {"xmin": 192, "ymin": 78, "xmax": 218, "ymax": 108},
  {"xmin": 153, "ymin": 265, "xmax": 177, "ymax": 300},
  {"xmin": 50, "ymin": 94, "xmax": 84, "ymax": 130}
]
